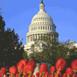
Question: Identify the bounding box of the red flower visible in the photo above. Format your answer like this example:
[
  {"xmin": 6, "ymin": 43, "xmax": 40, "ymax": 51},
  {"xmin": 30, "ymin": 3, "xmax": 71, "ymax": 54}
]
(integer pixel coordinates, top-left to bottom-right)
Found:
[
  {"xmin": 50, "ymin": 66, "xmax": 55, "ymax": 73},
  {"xmin": 71, "ymin": 59, "xmax": 77, "ymax": 71},
  {"xmin": 27, "ymin": 64, "xmax": 34, "ymax": 72},
  {"xmin": 17, "ymin": 59, "xmax": 27, "ymax": 73},
  {"xmin": 28, "ymin": 59, "xmax": 36, "ymax": 68},
  {"xmin": 0, "ymin": 67, "xmax": 6, "ymax": 75},
  {"xmin": 62, "ymin": 73, "xmax": 66, "ymax": 77},
  {"xmin": 0, "ymin": 72, "xmax": 2, "ymax": 77},
  {"xmin": 23, "ymin": 59, "xmax": 36, "ymax": 74},
  {"xmin": 39, "ymin": 63, "xmax": 48, "ymax": 73},
  {"xmin": 23, "ymin": 64, "xmax": 34, "ymax": 74},
  {"xmin": 36, "ymin": 72, "xmax": 39, "ymax": 77},
  {"xmin": 18, "ymin": 59, "xmax": 27, "ymax": 65},
  {"xmin": 15, "ymin": 73, "xmax": 19, "ymax": 77},
  {"xmin": 56, "ymin": 58, "xmax": 66, "ymax": 71},
  {"xmin": 65, "ymin": 67, "xmax": 72, "ymax": 75},
  {"xmin": 44, "ymin": 71, "xmax": 49, "ymax": 77},
  {"xmin": 9, "ymin": 66, "xmax": 17, "ymax": 74}
]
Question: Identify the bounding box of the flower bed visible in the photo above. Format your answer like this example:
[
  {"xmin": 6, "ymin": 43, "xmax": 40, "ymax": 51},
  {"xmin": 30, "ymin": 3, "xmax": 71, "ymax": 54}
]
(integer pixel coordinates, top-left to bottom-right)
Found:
[{"xmin": 0, "ymin": 58, "xmax": 77, "ymax": 77}]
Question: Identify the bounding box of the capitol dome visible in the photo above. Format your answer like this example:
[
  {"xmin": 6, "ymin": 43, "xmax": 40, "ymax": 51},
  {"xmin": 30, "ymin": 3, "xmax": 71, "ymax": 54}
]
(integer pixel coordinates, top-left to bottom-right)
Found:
[
  {"xmin": 27, "ymin": 1, "xmax": 56, "ymax": 36},
  {"xmin": 26, "ymin": 0, "xmax": 58, "ymax": 45}
]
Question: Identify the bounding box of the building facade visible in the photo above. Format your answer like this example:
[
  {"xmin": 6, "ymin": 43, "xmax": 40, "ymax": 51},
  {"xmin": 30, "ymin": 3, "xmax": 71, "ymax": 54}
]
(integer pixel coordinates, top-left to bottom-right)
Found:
[{"xmin": 24, "ymin": 0, "xmax": 58, "ymax": 55}]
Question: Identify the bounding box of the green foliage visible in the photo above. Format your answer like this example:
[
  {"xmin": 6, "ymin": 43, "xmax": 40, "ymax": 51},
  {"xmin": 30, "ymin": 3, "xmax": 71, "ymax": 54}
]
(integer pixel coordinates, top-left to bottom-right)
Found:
[
  {"xmin": 0, "ymin": 16, "xmax": 5, "ymax": 31},
  {"xmin": 29, "ymin": 50, "xmax": 52, "ymax": 64},
  {"xmin": 66, "ymin": 48, "xmax": 77, "ymax": 66},
  {"xmin": 23, "ymin": 51, "xmax": 28, "ymax": 59},
  {"xmin": 0, "ymin": 15, "xmax": 25, "ymax": 67},
  {"xmin": 28, "ymin": 42, "xmax": 77, "ymax": 65}
]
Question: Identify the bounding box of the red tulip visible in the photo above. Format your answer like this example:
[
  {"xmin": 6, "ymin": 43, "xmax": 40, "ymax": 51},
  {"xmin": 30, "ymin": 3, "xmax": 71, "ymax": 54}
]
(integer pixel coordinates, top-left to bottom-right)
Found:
[
  {"xmin": 23, "ymin": 64, "xmax": 34, "ymax": 74},
  {"xmin": 28, "ymin": 59, "xmax": 36, "ymax": 68},
  {"xmin": 0, "ymin": 67, "xmax": 6, "ymax": 75},
  {"xmin": 18, "ymin": 59, "xmax": 27, "ymax": 65},
  {"xmin": 71, "ymin": 59, "xmax": 77, "ymax": 72},
  {"xmin": 65, "ymin": 67, "xmax": 72, "ymax": 75},
  {"xmin": 16, "ymin": 73, "xmax": 19, "ymax": 77},
  {"xmin": 50, "ymin": 66, "xmax": 55, "ymax": 73},
  {"xmin": 0, "ymin": 72, "xmax": 2, "ymax": 77},
  {"xmin": 27, "ymin": 64, "xmax": 34, "ymax": 72},
  {"xmin": 23, "ymin": 59, "xmax": 36, "ymax": 74},
  {"xmin": 44, "ymin": 72, "xmax": 49, "ymax": 77},
  {"xmin": 9, "ymin": 66, "xmax": 17, "ymax": 74},
  {"xmin": 17, "ymin": 63, "xmax": 24, "ymax": 73},
  {"xmin": 49, "ymin": 74, "xmax": 53, "ymax": 77},
  {"xmin": 40, "ymin": 63, "xmax": 48, "ymax": 73},
  {"xmin": 17, "ymin": 59, "xmax": 27, "ymax": 73},
  {"xmin": 62, "ymin": 73, "xmax": 66, "ymax": 77},
  {"xmin": 39, "ymin": 63, "xmax": 48, "ymax": 77},
  {"xmin": 36, "ymin": 72, "xmax": 39, "ymax": 77},
  {"xmin": 56, "ymin": 58, "xmax": 66, "ymax": 71},
  {"xmin": 49, "ymin": 66, "xmax": 55, "ymax": 77}
]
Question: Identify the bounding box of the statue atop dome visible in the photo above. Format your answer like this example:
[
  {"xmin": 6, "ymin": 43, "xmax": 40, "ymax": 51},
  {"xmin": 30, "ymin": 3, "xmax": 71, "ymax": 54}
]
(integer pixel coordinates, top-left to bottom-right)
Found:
[
  {"xmin": 40, "ymin": 0, "xmax": 44, "ymax": 4},
  {"xmin": 40, "ymin": 0, "xmax": 45, "ymax": 11}
]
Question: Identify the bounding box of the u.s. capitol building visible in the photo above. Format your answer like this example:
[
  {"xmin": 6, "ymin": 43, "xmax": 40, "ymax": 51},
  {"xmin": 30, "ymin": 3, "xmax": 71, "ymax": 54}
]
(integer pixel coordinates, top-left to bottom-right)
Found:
[{"xmin": 24, "ymin": 0, "xmax": 58, "ymax": 55}]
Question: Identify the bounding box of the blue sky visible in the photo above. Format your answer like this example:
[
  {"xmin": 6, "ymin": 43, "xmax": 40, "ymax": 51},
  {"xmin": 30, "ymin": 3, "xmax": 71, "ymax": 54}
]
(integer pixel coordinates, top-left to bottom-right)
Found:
[{"xmin": 0, "ymin": 0, "xmax": 77, "ymax": 44}]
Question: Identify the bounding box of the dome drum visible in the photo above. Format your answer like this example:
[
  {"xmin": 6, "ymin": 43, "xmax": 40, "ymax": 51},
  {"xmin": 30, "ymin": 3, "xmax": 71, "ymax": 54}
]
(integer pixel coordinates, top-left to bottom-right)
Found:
[{"xmin": 26, "ymin": 32, "xmax": 58, "ymax": 43}]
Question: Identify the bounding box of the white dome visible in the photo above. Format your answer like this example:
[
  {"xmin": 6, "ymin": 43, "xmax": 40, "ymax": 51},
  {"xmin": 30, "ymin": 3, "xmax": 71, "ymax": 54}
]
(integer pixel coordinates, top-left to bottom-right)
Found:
[
  {"xmin": 31, "ymin": 10, "xmax": 53, "ymax": 26},
  {"xmin": 27, "ymin": 2, "xmax": 56, "ymax": 36},
  {"xmin": 32, "ymin": 10, "xmax": 52, "ymax": 23}
]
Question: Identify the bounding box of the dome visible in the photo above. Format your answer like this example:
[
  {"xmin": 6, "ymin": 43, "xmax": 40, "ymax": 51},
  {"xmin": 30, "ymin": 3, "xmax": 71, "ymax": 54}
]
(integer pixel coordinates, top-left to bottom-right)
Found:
[
  {"xmin": 31, "ymin": 9, "xmax": 54, "ymax": 26},
  {"xmin": 27, "ymin": 1, "xmax": 56, "ymax": 36},
  {"xmin": 32, "ymin": 9, "xmax": 52, "ymax": 23}
]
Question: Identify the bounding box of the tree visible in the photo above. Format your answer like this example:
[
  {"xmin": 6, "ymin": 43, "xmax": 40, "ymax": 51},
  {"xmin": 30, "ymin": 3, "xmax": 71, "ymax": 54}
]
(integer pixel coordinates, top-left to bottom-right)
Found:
[
  {"xmin": 0, "ymin": 15, "xmax": 26, "ymax": 67},
  {"xmin": 28, "ymin": 42, "xmax": 72, "ymax": 65},
  {"xmin": 0, "ymin": 15, "xmax": 5, "ymax": 31}
]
